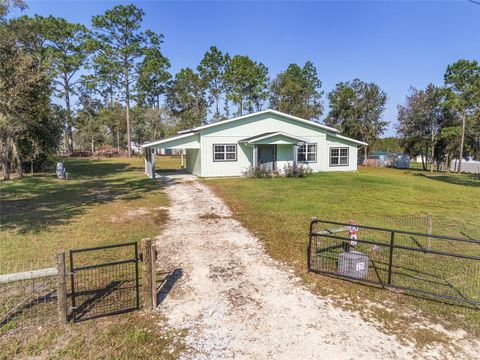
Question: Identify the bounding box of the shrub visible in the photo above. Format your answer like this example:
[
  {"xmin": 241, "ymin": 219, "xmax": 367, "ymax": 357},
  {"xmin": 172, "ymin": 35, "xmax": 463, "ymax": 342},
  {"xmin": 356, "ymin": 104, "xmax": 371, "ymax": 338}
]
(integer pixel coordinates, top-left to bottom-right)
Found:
[
  {"xmin": 94, "ymin": 145, "xmax": 127, "ymax": 158},
  {"xmin": 283, "ymin": 162, "xmax": 312, "ymax": 178},
  {"xmin": 70, "ymin": 151, "xmax": 92, "ymax": 157},
  {"xmin": 242, "ymin": 165, "xmax": 272, "ymax": 178}
]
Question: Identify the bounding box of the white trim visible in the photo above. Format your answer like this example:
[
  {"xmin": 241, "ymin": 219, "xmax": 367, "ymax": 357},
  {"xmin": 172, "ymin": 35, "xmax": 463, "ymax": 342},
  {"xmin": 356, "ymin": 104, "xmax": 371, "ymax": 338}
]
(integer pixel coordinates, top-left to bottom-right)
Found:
[
  {"xmin": 332, "ymin": 134, "xmax": 368, "ymax": 146},
  {"xmin": 191, "ymin": 109, "xmax": 339, "ymax": 133},
  {"xmin": 141, "ymin": 132, "xmax": 197, "ymax": 148},
  {"xmin": 240, "ymin": 131, "xmax": 310, "ymax": 144}
]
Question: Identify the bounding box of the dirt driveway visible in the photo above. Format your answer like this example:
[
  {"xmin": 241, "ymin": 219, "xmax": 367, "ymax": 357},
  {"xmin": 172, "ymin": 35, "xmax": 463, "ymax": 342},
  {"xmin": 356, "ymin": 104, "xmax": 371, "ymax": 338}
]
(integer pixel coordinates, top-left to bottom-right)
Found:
[{"xmin": 154, "ymin": 177, "xmax": 476, "ymax": 360}]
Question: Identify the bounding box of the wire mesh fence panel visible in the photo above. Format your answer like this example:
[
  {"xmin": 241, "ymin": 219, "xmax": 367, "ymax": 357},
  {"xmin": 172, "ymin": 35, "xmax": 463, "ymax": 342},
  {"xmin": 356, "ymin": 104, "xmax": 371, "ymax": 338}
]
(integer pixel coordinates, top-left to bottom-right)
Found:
[
  {"xmin": 0, "ymin": 258, "xmax": 58, "ymax": 332},
  {"xmin": 69, "ymin": 242, "xmax": 140, "ymax": 322},
  {"xmin": 310, "ymin": 219, "xmax": 480, "ymax": 306}
]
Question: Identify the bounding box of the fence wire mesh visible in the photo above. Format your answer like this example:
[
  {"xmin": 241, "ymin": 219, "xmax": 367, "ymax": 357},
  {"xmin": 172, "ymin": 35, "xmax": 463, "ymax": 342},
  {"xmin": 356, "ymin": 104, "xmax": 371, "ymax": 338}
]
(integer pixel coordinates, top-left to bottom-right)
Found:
[
  {"xmin": 69, "ymin": 242, "xmax": 140, "ymax": 322},
  {"xmin": 310, "ymin": 217, "xmax": 480, "ymax": 306},
  {"xmin": 70, "ymin": 262, "xmax": 139, "ymax": 321},
  {"xmin": 0, "ymin": 258, "xmax": 58, "ymax": 332}
]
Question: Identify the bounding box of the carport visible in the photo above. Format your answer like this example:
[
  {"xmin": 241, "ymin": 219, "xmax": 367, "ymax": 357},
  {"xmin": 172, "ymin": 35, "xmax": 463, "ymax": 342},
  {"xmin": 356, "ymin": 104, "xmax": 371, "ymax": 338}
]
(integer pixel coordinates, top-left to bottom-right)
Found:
[{"xmin": 141, "ymin": 132, "xmax": 200, "ymax": 179}]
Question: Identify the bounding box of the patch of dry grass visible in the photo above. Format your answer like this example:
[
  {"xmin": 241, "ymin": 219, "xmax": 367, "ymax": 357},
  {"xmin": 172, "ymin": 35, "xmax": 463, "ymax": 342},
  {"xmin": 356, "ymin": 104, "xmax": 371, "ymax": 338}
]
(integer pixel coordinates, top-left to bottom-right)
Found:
[
  {"xmin": 205, "ymin": 167, "xmax": 480, "ymax": 347},
  {"xmin": 0, "ymin": 156, "xmax": 185, "ymax": 359}
]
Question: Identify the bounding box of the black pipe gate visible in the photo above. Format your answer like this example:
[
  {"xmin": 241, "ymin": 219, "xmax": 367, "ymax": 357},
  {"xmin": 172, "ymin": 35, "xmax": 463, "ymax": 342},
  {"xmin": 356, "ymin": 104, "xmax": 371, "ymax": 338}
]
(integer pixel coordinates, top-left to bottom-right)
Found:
[
  {"xmin": 69, "ymin": 242, "xmax": 140, "ymax": 322},
  {"xmin": 308, "ymin": 219, "xmax": 480, "ymax": 306}
]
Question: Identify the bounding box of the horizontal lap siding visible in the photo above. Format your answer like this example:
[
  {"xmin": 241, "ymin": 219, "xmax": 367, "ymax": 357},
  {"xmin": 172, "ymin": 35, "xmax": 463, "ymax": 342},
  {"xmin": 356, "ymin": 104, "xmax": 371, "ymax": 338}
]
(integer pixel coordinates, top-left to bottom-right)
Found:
[
  {"xmin": 199, "ymin": 113, "xmax": 359, "ymax": 176},
  {"xmin": 186, "ymin": 149, "xmax": 201, "ymax": 175}
]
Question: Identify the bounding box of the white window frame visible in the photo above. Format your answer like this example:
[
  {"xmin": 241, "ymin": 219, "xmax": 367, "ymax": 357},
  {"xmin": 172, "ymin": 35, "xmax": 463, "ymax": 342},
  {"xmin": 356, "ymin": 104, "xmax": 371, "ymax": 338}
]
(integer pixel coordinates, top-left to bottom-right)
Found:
[
  {"xmin": 297, "ymin": 143, "xmax": 317, "ymax": 163},
  {"xmin": 213, "ymin": 144, "xmax": 237, "ymax": 162},
  {"xmin": 330, "ymin": 147, "xmax": 349, "ymax": 167}
]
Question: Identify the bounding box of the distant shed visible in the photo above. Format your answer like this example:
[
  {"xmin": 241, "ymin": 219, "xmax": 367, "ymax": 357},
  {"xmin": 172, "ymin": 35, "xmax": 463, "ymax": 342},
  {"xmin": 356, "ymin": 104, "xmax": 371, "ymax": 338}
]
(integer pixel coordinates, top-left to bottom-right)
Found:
[{"xmin": 368, "ymin": 151, "xmax": 410, "ymax": 169}]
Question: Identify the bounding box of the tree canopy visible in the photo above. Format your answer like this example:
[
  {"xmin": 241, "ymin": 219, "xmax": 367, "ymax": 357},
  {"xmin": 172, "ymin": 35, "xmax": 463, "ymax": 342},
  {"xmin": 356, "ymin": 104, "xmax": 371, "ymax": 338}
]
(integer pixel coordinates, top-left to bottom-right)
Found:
[
  {"xmin": 326, "ymin": 79, "xmax": 388, "ymax": 157},
  {"xmin": 270, "ymin": 61, "xmax": 323, "ymax": 120}
]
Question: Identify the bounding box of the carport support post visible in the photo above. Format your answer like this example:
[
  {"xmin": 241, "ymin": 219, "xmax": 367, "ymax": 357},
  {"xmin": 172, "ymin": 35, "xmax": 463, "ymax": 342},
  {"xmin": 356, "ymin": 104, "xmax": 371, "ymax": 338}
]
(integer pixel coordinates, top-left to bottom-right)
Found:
[
  {"xmin": 56, "ymin": 251, "xmax": 67, "ymax": 323},
  {"xmin": 141, "ymin": 238, "xmax": 154, "ymax": 311},
  {"xmin": 252, "ymin": 145, "xmax": 258, "ymax": 167},
  {"xmin": 151, "ymin": 148, "xmax": 156, "ymax": 179}
]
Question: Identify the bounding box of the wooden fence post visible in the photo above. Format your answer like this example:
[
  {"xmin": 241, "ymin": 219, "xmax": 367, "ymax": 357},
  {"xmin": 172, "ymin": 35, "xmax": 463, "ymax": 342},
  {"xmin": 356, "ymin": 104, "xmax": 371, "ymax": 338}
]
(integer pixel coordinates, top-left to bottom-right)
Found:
[
  {"xmin": 141, "ymin": 238, "xmax": 154, "ymax": 311},
  {"xmin": 426, "ymin": 213, "xmax": 433, "ymax": 250},
  {"xmin": 56, "ymin": 251, "xmax": 67, "ymax": 324}
]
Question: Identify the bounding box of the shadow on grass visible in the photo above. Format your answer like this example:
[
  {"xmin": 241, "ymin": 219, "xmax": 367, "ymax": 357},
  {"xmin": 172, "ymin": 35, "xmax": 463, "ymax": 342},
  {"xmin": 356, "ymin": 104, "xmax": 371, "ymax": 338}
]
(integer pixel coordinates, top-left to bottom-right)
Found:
[
  {"xmin": 414, "ymin": 172, "xmax": 480, "ymax": 187},
  {"xmin": 0, "ymin": 160, "xmax": 165, "ymax": 234}
]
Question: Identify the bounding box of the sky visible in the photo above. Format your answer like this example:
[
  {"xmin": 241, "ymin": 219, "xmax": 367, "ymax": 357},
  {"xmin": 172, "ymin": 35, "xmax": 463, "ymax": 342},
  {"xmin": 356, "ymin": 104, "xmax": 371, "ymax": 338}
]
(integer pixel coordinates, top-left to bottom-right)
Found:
[{"xmin": 16, "ymin": 0, "xmax": 480, "ymax": 136}]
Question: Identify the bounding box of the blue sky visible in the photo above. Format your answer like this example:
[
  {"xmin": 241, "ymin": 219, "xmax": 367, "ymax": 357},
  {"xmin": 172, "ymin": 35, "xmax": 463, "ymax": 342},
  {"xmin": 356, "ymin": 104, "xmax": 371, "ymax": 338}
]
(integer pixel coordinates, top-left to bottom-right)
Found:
[{"xmin": 19, "ymin": 0, "xmax": 480, "ymax": 136}]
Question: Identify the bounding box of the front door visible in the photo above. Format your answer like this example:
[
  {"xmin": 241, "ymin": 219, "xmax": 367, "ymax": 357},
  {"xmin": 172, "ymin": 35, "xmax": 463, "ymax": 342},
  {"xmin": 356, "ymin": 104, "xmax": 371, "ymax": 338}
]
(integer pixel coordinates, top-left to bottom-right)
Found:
[{"xmin": 258, "ymin": 145, "xmax": 276, "ymax": 171}]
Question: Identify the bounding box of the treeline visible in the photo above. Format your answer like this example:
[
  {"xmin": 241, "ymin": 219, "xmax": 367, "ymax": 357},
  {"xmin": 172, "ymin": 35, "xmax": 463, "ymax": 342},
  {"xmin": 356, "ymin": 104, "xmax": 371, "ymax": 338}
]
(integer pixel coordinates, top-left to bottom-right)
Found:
[
  {"xmin": 1, "ymin": 1, "xmax": 478, "ymax": 180},
  {"xmin": 396, "ymin": 62, "xmax": 480, "ymax": 172}
]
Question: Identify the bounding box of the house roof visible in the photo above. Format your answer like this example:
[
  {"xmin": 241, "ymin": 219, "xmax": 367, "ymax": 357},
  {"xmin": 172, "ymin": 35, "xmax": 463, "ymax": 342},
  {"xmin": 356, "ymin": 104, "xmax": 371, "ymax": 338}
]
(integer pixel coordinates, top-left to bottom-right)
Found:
[
  {"xmin": 141, "ymin": 109, "xmax": 368, "ymax": 148},
  {"xmin": 186, "ymin": 109, "xmax": 339, "ymax": 134},
  {"xmin": 332, "ymin": 134, "xmax": 368, "ymax": 146},
  {"xmin": 239, "ymin": 132, "xmax": 311, "ymax": 144},
  {"xmin": 141, "ymin": 131, "xmax": 198, "ymax": 148}
]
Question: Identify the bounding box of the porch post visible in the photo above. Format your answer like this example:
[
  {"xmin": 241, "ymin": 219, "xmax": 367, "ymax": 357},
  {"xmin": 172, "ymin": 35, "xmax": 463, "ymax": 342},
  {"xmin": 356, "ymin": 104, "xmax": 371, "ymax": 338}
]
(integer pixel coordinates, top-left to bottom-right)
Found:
[
  {"xmin": 151, "ymin": 148, "xmax": 156, "ymax": 179},
  {"xmin": 252, "ymin": 145, "xmax": 258, "ymax": 167},
  {"xmin": 293, "ymin": 144, "xmax": 298, "ymax": 166}
]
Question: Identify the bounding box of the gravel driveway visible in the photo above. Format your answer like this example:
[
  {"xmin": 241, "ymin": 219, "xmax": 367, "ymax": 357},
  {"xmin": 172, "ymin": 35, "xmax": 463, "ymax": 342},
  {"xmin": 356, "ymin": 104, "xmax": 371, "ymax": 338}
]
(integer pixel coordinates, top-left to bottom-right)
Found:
[{"xmin": 153, "ymin": 177, "xmax": 477, "ymax": 360}]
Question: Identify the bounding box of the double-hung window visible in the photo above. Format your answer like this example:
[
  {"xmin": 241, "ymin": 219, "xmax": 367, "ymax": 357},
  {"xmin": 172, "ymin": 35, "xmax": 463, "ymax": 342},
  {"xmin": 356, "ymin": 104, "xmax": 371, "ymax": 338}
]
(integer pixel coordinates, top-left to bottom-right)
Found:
[
  {"xmin": 213, "ymin": 144, "xmax": 237, "ymax": 161},
  {"xmin": 330, "ymin": 147, "xmax": 349, "ymax": 166},
  {"xmin": 297, "ymin": 143, "xmax": 317, "ymax": 162}
]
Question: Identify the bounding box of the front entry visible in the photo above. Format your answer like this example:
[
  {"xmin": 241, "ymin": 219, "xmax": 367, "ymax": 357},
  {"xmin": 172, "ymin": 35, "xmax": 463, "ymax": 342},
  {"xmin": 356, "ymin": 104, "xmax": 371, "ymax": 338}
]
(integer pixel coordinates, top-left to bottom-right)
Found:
[{"xmin": 257, "ymin": 145, "xmax": 276, "ymax": 171}]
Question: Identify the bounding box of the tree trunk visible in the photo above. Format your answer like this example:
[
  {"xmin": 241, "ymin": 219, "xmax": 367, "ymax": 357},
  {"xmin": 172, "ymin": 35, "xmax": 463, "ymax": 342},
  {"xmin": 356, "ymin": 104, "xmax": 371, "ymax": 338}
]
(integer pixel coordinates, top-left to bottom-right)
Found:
[
  {"xmin": 430, "ymin": 126, "xmax": 435, "ymax": 173},
  {"xmin": 457, "ymin": 111, "xmax": 466, "ymax": 173},
  {"xmin": 11, "ymin": 140, "xmax": 23, "ymax": 179},
  {"xmin": 237, "ymin": 90, "xmax": 243, "ymax": 116},
  {"xmin": 0, "ymin": 138, "xmax": 10, "ymax": 181},
  {"xmin": 215, "ymin": 94, "xmax": 220, "ymax": 118},
  {"xmin": 125, "ymin": 65, "xmax": 132, "ymax": 157},
  {"xmin": 446, "ymin": 152, "xmax": 450, "ymax": 173},
  {"xmin": 64, "ymin": 73, "xmax": 74, "ymax": 155},
  {"xmin": 116, "ymin": 125, "xmax": 120, "ymax": 149},
  {"xmin": 91, "ymin": 137, "xmax": 95, "ymax": 154}
]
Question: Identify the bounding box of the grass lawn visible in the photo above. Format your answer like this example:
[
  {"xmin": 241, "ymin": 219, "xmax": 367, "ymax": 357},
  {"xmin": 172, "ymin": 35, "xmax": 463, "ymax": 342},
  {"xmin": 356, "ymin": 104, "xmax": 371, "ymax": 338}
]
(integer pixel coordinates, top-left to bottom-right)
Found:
[
  {"xmin": 205, "ymin": 167, "xmax": 480, "ymax": 346},
  {"xmin": 0, "ymin": 156, "xmax": 185, "ymax": 359}
]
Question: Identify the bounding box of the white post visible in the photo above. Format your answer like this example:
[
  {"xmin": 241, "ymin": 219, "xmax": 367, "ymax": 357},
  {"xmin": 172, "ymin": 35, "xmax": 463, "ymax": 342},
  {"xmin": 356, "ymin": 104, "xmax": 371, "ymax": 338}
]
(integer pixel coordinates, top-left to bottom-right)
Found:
[
  {"xmin": 181, "ymin": 150, "xmax": 184, "ymax": 168},
  {"xmin": 252, "ymin": 145, "xmax": 258, "ymax": 167},
  {"xmin": 144, "ymin": 147, "xmax": 151, "ymax": 177},
  {"xmin": 293, "ymin": 144, "xmax": 298, "ymax": 166},
  {"xmin": 151, "ymin": 148, "xmax": 156, "ymax": 179}
]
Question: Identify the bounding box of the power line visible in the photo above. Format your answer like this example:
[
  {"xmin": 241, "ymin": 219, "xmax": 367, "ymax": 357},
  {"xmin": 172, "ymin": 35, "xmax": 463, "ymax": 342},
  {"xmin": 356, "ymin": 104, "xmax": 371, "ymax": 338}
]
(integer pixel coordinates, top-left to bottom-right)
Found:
[{"xmin": 467, "ymin": 0, "xmax": 480, "ymax": 6}]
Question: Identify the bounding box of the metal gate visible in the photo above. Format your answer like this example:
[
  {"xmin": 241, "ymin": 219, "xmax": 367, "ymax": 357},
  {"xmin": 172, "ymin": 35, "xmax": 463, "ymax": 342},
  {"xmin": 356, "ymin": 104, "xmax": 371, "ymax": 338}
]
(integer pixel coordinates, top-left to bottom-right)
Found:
[
  {"xmin": 69, "ymin": 242, "xmax": 140, "ymax": 322},
  {"xmin": 308, "ymin": 219, "xmax": 480, "ymax": 306}
]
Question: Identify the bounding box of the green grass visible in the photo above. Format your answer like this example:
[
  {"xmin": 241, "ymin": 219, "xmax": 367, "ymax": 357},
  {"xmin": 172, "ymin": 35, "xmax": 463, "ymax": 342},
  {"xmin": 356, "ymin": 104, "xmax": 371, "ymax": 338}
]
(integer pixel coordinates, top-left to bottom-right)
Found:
[
  {"xmin": 205, "ymin": 167, "xmax": 480, "ymax": 346},
  {"xmin": 0, "ymin": 156, "xmax": 185, "ymax": 359},
  {"xmin": 0, "ymin": 155, "xmax": 181, "ymax": 265}
]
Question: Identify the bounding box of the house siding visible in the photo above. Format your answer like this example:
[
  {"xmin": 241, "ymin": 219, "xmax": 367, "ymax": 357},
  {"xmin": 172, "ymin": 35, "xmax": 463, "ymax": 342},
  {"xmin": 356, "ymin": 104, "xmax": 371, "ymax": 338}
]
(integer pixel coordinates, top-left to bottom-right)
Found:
[
  {"xmin": 186, "ymin": 148, "xmax": 201, "ymax": 175},
  {"xmin": 199, "ymin": 113, "xmax": 360, "ymax": 176},
  {"xmin": 143, "ymin": 111, "xmax": 363, "ymax": 177}
]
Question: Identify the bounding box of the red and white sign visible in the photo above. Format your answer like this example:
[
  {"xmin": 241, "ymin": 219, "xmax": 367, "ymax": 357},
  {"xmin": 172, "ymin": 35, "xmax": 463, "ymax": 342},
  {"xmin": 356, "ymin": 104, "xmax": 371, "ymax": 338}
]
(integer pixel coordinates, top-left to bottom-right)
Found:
[{"xmin": 349, "ymin": 220, "xmax": 359, "ymax": 246}]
